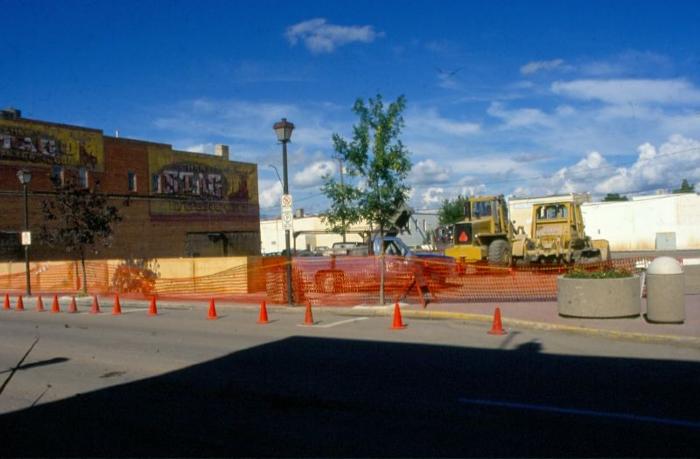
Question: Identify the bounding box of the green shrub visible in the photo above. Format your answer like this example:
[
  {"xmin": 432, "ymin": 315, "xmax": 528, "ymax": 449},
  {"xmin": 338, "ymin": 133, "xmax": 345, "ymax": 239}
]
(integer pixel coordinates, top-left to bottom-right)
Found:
[{"xmin": 564, "ymin": 267, "xmax": 633, "ymax": 279}]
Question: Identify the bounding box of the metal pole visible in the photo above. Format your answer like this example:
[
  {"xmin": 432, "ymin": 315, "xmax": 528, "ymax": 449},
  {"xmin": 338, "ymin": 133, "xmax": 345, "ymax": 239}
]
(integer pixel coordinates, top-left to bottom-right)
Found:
[
  {"xmin": 23, "ymin": 183, "xmax": 31, "ymax": 297},
  {"xmin": 282, "ymin": 140, "xmax": 293, "ymax": 305},
  {"xmin": 336, "ymin": 155, "xmax": 346, "ymax": 243}
]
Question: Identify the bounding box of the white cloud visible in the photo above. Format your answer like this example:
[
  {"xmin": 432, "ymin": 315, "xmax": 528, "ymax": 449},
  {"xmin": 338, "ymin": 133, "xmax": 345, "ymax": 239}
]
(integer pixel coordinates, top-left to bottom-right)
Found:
[
  {"xmin": 407, "ymin": 108, "xmax": 480, "ymax": 137},
  {"xmin": 259, "ymin": 180, "xmax": 283, "ymax": 208},
  {"xmin": 421, "ymin": 187, "xmax": 445, "ymax": 207},
  {"xmin": 545, "ymin": 135, "xmax": 700, "ymax": 195},
  {"xmin": 520, "ymin": 58, "xmax": 566, "ymax": 75},
  {"xmin": 293, "ymin": 160, "xmax": 336, "ymax": 188},
  {"xmin": 411, "ymin": 159, "xmax": 450, "ymax": 185},
  {"xmin": 551, "ymin": 79, "xmax": 700, "ymax": 105},
  {"xmin": 285, "ymin": 18, "xmax": 381, "ymax": 54},
  {"xmin": 184, "ymin": 143, "xmax": 215, "ymax": 154},
  {"xmin": 487, "ymin": 102, "xmax": 553, "ymax": 128}
]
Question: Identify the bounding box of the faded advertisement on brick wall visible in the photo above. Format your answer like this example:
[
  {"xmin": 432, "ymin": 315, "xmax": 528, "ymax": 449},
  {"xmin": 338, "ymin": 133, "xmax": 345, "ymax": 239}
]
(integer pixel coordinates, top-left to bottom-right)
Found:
[
  {"xmin": 148, "ymin": 145, "xmax": 259, "ymax": 221},
  {"xmin": 0, "ymin": 119, "xmax": 104, "ymax": 171}
]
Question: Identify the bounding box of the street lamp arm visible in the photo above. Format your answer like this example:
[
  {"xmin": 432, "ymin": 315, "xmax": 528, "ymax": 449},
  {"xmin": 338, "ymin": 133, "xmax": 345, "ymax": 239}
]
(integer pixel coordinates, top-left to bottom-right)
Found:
[{"xmin": 268, "ymin": 164, "xmax": 283, "ymax": 188}]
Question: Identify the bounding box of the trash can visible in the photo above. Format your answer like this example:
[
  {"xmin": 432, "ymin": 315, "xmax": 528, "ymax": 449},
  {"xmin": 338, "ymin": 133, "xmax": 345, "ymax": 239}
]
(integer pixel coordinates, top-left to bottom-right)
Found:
[{"xmin": 646, "ymin": 257, "xmax": 685, "ymax": 323}]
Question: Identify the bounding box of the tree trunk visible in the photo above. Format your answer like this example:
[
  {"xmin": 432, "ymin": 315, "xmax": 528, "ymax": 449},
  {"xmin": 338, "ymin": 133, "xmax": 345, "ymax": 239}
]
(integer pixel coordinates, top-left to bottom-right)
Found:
[
  {"xmin": 379, "ymin": 223, "xmax": 385, "ymax": 305},
  {"xmin": 80, "ymin": 250, "xmax": 87, "ymax": 294}
]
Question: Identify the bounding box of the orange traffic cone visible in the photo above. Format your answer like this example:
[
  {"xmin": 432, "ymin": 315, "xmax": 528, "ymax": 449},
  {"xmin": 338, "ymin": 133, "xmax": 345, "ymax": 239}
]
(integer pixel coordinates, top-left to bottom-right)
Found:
[
  {"xmin": 3, "ymin": 293, "xmax": 10, "ymax": 310},
  {"xmin": 391, "ymin": 302, "xmax": 407, "ymax": 329},
  {"xmin": 148, "ymin": 296, "xmax": 158, "ymax": 316},
  {"xmin": 90, "ymin": 295, "xmax": 100, "ymax": 314},
  {"xmin": 207, "ymin": 298, "xmax": 218, "ymax": 320},
  {"xmin": 112, "ymin": 294, "xmax": 122, "ymax": 315},
  {"xmin": 257, "ymin": 300, "xmax": 269, "ymax": 324},
  {"xmin": 303, "ymin": 300, "xmax": 314, "ymax": 326},
  {"xmin": 488, "ymin": 307, "xmax": 507, "ymax": 335},
  {"xmin": 36, "ymin": 296, "xmax": 45, "ymax": 312},
  {"xmin": 68, "ymin": 296, "xmax": 78, "ymax": 313},
  {"xmin": 51, "ymin": 295, "xmax": 60, "ymax": 313},
  {"xmin": 16, "ymin": 295, "xmax": 24, "ymax": 311}
]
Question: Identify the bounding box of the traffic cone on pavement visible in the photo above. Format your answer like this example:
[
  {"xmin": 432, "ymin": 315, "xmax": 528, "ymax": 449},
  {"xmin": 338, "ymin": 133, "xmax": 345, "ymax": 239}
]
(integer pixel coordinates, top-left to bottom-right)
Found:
[
  {"xmin": 36, "ymin": 296, "xmax": 45, "ymax": 312},
  {"xmin": 68, "ymin": 296, "xmax": 78, "ymax": 313},
  {"xmin": 51, "ymin": 295, "xmax": 60, "ymax": 313},
  {"xmin": 112, "ymin": 294, "xmax": 122, "ymax": 315},
  {"xmin": 488, "ymin": 307, "xmax": 507, "ymax": 335},
  {"xmin": 207, "ymin": 298, "xmax": 218, "ymax": 320},
  {"xmin": 303, "ymin": 300, "xmax": 314, "ymax": 326},
  {"xmin": 4, "ymin": 293, "xmax": 10, "ymax": 310},
  {"xmin": 257, "ymin": 300, "xmax": 269, "ymax": 324},
  {"xmin": 148, "ymin": 296, "xmax": 158, "ymax": 316},
  {"xmin": 90, "ymin": 295, "xmax": 100, "ymax": 314},
  {"xmin": 16, "ymin": 295, "xmax": 24, "ymax": 311},
  {"xmin": 391, "ymin": 302, "xmax": 407, "ymax": 330}
]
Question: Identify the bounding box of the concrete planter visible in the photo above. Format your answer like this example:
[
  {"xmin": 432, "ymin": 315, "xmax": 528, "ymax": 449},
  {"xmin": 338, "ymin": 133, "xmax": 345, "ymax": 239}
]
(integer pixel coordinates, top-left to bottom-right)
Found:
[{"xmin": 557, "ymin": 275, "xmax": 641, "ymax": 318}]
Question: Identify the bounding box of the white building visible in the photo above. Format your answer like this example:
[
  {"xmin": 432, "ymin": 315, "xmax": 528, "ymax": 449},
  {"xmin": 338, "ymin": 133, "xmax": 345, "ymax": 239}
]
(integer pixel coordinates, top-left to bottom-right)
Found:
[
  {"xmin": 259, "ymin": 209, "xmax": 441, "ymax": 254},
  {"xmin": 581, "ymin": 193, "xmax": 700, "ymax": 251},
  {"xmin": 508, "ymin": 192, "xmax": 700, "ymax": 251}
]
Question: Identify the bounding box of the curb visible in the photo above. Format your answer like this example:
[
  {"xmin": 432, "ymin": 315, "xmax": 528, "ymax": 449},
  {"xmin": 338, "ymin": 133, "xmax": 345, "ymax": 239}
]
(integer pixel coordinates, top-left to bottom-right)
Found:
[
  {"xmin": 15, "ymin": 295, "xmax": 698, "ymax": 348},
  {"xmin": 336, "ymin": 308, "xmax": 700, "ymax": 348}
]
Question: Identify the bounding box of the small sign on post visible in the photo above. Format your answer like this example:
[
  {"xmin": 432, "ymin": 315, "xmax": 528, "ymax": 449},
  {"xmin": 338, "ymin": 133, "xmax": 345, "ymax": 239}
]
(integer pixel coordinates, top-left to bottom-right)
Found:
[
  {"xmin": 20, "ymin": 231, "xmax": 31, "ymax": 246},
  {"xmin": 281, "ymin": 194, "xmax": 293, "ymax": 230}
]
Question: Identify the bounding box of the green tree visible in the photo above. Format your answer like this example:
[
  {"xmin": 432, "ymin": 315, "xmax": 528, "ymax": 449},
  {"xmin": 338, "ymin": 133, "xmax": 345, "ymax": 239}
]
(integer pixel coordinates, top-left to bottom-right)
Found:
[
  {"xmin": 320, "ymin": 162, "xmax": 362, "ymax": 243},
  {"xmin": 602, "ymin": 193, "xmax": 628, "ymax": 202},
  {"xmin": 324, "ymin": 94, "xmax": 412, "ymax": 304},
  {"xmin": 40, "ymin": 178, "xmax": 122, "ymax": 293},
  {"xmin": 438, "ymin": 196, "xmax": 468, "ymax": 225},
  {"xmin": 673, "ymin": 178, "xmax": 695, "ymax": 193}
]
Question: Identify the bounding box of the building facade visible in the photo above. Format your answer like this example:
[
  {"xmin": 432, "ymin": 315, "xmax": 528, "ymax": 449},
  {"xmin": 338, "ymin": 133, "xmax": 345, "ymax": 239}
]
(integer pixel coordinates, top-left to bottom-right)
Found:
[
  {"xmin": 581, "ymin": 193, "xmax": 700, "ymax": 251},
  {"xmin": 508, "ymin": 191, "xmax": 700, "ymax": 251},
  {"xmin": 260, "ymin": 210, "xmax": 440, "ymax": 254},
  {"xmin": 0, "ymin": 108, "xmax": 260, "ymax": 261}
]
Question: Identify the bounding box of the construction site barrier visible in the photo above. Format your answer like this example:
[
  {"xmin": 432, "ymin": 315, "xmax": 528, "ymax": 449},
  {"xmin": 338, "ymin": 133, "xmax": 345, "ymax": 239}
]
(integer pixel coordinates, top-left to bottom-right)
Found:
[{"xmin": 0, "ymin": 255, "xmax": 656, "ymax": 306}]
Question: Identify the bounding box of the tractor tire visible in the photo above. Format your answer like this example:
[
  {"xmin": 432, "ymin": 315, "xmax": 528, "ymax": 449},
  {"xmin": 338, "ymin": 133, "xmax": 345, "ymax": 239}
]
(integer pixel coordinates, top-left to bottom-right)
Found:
[{"xmin": 488, "ymin": 240, "xmax": 512, "ymax": 266}]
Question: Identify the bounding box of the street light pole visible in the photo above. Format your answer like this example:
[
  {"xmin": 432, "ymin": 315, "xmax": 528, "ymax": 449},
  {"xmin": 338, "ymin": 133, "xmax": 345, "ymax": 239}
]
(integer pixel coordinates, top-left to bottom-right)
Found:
[
  {"xmin": 333, "ymin": 153, "xmax": 347, "ymax": 243},
  {"xmin": 16, "ymin": 169, "xmax": 32, "ymax": 297},
  {"xmin": 282, "ymin": 139, "xmax": 292, "ymax": 304},
  {"xmin": 273, "ymin": 118, "xmax": 295, "ymax": 305}
]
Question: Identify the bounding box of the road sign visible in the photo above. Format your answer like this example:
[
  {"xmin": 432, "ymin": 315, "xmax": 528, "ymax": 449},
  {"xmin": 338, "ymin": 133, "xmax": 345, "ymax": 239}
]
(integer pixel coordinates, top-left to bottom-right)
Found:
[
  {"xmin": 281, "ymin": 194, "xmax": 293, "ymax": 230},
  {"xmin": 21, "ymin": 231, "xmax": 31, "ymax": 246},
  {"xmin": 281, "ymin": 194, "xmax": 293, "ymax": 209}
]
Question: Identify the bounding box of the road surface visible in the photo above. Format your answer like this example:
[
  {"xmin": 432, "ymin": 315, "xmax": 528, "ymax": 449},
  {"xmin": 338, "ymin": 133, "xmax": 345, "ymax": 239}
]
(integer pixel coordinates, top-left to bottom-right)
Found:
[{"xmin": 1, "ymin": 302, "xmax": 699, "ymax": 456}]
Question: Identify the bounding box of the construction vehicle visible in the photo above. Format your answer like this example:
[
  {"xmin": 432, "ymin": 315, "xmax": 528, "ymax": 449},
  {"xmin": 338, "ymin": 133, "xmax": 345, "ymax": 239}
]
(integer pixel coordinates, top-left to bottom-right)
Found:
[
  {"xmin": 514, "ymin": 200, "xmax": 609, "ymax": 264},
  {"xmin": 437, "ymin": 195, "xmax": 609, "ymax": 266},
  {"xmin": 439, "ymin": 195, "xmax": 524, "ymax": 265}
]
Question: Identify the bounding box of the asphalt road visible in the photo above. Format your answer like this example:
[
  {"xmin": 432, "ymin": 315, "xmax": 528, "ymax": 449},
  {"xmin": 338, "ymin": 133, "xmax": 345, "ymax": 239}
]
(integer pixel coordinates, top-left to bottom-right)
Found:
[{"xmin": 1, "ymin": 302, "xmax": 699, "ymax": 457}]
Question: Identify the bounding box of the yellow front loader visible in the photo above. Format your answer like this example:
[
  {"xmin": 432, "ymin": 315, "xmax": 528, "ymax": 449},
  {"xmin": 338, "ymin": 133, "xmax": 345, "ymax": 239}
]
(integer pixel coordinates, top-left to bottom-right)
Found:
[
  {"xmin": 522, "ymin": 201, "xmax": 610, "ymax": 263},
  {"xmin": 440, "ymin": 195, "xmax": 526, "ymax": 265}
]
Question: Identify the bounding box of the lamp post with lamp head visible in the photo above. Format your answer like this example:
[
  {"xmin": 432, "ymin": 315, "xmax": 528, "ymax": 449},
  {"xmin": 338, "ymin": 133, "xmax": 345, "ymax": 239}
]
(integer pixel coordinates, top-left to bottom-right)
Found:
[
  {"xmin": 273, "ymin": 118, "xmax": 295, "ymax": 305},
  {"xmin": 16, "ymin": 169, "xmax": 32, "ymax": 297}
]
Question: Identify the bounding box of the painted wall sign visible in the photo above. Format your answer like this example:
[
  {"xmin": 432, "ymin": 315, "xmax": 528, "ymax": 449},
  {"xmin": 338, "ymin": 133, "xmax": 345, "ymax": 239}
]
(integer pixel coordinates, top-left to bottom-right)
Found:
[
  {"xmin": 0, "ymin": 119, "xmax": 104, "ymax": 170},
  {"xmin": 147, "ymin": 145, "xmax": 259, "ymax": 221}
]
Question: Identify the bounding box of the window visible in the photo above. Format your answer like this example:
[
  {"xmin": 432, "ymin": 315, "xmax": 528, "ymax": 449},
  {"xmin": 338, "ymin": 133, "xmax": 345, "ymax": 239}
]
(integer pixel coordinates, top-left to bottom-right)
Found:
[
  {"xmin": 78, "ymin": 167, "xmax": 89, "ymax": 188},
  {"xmin": 50, "ymin": 165, "xmax": 64, "ymax": 185},
  {"xmin": 128, "ymin": 171, "xmax": 137, "ymax": 192},
  {"xmin": 151, "ymin": 174, "xmax": 161, "ymax": 193},
  {"xmin": 472, "ymin": 201, "xmax": 493, "ymax": 219}
]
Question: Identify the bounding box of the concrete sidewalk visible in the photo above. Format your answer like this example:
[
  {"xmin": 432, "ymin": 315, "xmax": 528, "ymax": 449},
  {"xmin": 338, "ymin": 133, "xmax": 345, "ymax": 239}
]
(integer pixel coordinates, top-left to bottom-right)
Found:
[{"xmin": 343, "ymin": 295, "xmax": 700, "ymax": 347}]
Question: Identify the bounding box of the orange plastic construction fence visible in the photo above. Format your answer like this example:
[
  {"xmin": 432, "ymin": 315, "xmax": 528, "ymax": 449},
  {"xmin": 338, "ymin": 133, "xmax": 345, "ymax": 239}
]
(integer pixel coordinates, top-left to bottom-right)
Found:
[{"xmin": 0, "ymin": 256, "xmax": 656, "ymax": 306}]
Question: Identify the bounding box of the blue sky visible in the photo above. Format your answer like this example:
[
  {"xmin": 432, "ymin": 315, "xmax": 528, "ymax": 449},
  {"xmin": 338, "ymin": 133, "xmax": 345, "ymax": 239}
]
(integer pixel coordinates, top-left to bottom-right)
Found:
[{"xmin": 3, "ymin": 0, "xmax": 700, "ymax": 215}]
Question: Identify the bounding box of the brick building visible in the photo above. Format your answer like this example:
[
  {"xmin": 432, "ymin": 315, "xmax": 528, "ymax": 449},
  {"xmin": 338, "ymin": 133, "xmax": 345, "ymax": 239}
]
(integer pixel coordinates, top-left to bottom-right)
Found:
[{"xmin": 0, "ymin": 108, "xmax": 260, "ymax": 262}]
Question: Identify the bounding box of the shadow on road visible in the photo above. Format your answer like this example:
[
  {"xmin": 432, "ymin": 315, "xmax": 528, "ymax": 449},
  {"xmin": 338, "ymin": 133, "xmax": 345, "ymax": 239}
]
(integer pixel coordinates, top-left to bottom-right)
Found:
[{"xmin": 1, "ymin": 336, "xmax": 698, "ymax": 457}]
